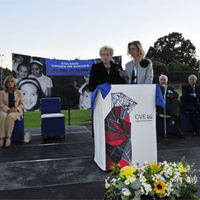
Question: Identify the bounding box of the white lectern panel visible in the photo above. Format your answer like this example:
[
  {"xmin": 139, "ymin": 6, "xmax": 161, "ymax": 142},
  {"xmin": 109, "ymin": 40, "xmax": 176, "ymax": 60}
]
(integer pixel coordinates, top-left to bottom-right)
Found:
[{"xmin": 93, "ymin": 84, "xmax": 157, "ymax": 171}]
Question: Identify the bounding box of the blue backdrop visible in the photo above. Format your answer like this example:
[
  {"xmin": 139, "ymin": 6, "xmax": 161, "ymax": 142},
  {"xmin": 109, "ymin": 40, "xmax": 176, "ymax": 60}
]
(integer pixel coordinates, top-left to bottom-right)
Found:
[{"xmin": 46, "ymin": 59, "xmax": 94, "ymax": 76}]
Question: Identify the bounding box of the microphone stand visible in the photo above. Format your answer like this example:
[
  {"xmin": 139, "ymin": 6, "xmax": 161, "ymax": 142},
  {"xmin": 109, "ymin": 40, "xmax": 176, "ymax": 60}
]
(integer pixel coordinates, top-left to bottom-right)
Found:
[{"xmin": 163, "ymin": 85, "xmax": 167, "ymax": 137}]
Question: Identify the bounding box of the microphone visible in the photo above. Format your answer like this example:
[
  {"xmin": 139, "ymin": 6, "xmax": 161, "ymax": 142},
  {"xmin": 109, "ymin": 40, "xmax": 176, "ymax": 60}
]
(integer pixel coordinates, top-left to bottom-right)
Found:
[{"xmin": 116, "ymin": 67, "xmax": 129, "ymax": 79}]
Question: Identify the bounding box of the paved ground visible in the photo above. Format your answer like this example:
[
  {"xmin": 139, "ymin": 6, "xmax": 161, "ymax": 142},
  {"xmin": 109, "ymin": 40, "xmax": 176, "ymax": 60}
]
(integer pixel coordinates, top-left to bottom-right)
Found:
[{"xmin": 0, "ymin": 126, "xmax": 199, "ymax": 199}]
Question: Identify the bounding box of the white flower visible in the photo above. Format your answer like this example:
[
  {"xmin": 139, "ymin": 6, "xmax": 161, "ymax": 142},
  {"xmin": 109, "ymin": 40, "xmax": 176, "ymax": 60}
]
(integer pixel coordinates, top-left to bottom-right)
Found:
[
  {"xmin": 105, "ymin": 178, "xmax": 110, "ymax": 189},
  {"xmin": 130, "ymin": 177, "xmax": 136, "ymax": 183},
  {"xmin": 187, "ymin": 175, "xmax": 198, "ymax": 184},
  {"xmin": 140, "ymin": 186, "xmax": 145, "ymax": 194},
  {"xmin": 186, "ymin": 176, "xmax": 191, "ymax": 184},
  {"xmin": 111, "ymin": 178, "xmax": 117, "ymax": 185},
  {"xmin": 166, "ymin": 182, "xmax": 173, "ymax": 196},
  {"xmin": 124, "ymin": 179, "xmax": 130, "ymax": 185},
  {"xmin": 139, "ymin": 174, "xmax": 146, "ymax": 183},
  {"xmin": 122, "ymin": 188, "xmax": 131, "ymax": 196},
  {"xmin": 192, "ymin": 175, "xmax": 198, "ymax": 184},
  {"xmin": 142, "ymin": 183, "xmax": 152, "ymax": 195}
]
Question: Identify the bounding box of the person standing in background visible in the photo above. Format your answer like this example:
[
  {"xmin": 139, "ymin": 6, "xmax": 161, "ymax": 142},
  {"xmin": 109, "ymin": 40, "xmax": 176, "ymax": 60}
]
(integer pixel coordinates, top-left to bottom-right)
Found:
[{"xmin": 125, "ymin": 41, "xmax": 153, "ymax": 84}]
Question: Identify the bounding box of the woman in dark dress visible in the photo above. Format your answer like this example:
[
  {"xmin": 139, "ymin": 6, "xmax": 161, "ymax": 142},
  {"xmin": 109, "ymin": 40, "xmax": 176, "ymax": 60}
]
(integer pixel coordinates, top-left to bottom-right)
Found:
[{"xmin": 89, "ymin": 45, "xmax": 126, "ymax": 92}]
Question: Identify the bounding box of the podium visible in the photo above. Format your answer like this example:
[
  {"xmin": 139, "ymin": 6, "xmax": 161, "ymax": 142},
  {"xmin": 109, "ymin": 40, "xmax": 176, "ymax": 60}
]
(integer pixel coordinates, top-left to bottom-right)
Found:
[{"xmin": 93, "ymin": 84, "xmax": 157, "ymax": 171}]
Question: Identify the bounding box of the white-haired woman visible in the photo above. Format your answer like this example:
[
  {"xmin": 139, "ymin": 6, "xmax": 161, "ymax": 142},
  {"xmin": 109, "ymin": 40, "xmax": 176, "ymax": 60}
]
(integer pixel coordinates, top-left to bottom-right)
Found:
[
  {"xmin": 89, "ymin": 46, "xmax": 126, "ymax": 92},
  {"xmin": 125, "ymin": 41, "xmax": 153, "ymax": 84},
  {"xmin": 0, "ymin": 76, "xmax": 24, "ymax": 147}
]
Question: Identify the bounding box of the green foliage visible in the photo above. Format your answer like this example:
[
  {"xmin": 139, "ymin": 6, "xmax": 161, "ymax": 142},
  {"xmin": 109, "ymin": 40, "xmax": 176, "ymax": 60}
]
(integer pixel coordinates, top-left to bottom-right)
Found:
[
  {"xmin": 110, "ymin": 163, "xmax": 121, "ymax": 175},
  {"xmin": 167, "ymin": 61, "xmax": 192, "ymax": 72},
  {"xmin": 0, "ymin": 67, "xmax": 12, "ymax": 88},
  {"xmin": 151, "ymin": 59, "xmax": 168, "ymax": 83},
  {"xmin": 147, "ymin": 32, "xmax": 198, "ymax": 70},
  {"xmin": 104, "ymin": 160, "xmax": 199, "ymax": 200}
]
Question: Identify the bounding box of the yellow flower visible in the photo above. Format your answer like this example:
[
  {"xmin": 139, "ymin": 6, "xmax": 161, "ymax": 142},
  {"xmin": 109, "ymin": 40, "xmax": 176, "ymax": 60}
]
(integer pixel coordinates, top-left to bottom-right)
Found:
[
  {"xmin": 148, "ymin": 161, "xmax": 161, "ymax": 173},
  {"xmin": 179, "ymin": 163, "xmax": 188, "ymax": 173},
  {"xmin": 154, "ymin": 180, "xmax": 167, "ymax": 194},
  {"xmin": 120, "ymin": 165, "xmax": 135, "ymax": 180}
]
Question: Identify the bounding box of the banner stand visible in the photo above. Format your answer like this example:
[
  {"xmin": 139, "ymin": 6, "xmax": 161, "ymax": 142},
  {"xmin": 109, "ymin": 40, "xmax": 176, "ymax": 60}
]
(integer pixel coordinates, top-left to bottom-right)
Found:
[{"xmin": 68, "ymin": 107, "xmax": 71, "ymax": 126}]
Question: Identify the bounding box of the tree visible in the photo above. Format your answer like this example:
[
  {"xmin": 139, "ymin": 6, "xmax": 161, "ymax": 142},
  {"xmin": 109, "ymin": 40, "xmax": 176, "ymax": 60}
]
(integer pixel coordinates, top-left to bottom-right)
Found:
[
  {"xmin": 0, "ymin": 67, "xmax": 12, "ymax": 88},
  {"xmin": 152, "ymin": 60, "xmax": 168, "ymax": 83},
  {"xmin": 167, "ymin": 61, "xmax": 191, "ymax": 72},
  {"xmin": 146, "ymin": 32, "xmax": 198, "ymax": 70}
]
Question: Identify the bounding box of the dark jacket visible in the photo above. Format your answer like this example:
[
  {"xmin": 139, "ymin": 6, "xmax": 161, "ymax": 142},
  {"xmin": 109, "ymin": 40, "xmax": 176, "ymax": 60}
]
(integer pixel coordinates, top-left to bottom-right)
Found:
[
  {"xmin": 160, "ymin": 85, "xmax": 178, "ymax": 104},
  {"xmin": 89, "ymin": 61, "xmax": 126, "ymax": 92},
  {"xmin": 158, "ymin": 85, "xmax": 180, "ymax": 116},
  {"xmin": 182, "ymin": 84, "xmax": 200, "ymax": 105}
]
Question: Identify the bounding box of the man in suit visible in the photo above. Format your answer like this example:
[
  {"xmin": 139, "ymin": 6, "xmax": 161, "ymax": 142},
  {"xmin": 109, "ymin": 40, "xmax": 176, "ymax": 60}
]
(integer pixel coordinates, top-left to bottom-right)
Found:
[
  {"xmin": 158, "ymin": 74, "xmax": 185, "ymax": 138},
  {"xmin": 182, "ymin": 74, "xmax": 200, "ymax": 136}
]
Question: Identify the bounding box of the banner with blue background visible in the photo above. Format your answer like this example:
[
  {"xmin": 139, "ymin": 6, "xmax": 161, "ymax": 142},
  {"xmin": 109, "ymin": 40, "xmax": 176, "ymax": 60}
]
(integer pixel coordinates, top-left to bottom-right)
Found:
[
  {"xmin": 12, "ymin": 53, "xmax": 122, "ymax": 110},
  {"xmin": 46, "ymin": 59, "xmax": 94, "ymax": 76}
]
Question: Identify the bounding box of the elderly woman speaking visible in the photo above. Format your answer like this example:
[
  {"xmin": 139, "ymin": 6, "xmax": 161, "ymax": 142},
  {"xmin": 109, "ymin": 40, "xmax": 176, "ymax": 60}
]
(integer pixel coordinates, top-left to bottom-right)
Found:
[
  {"xmin": 0, "ymin": 75, "xmax": 24, "ymax": 147},
  {"xmin": 89, "ymin": 45, "xmax": 126, "ymax": 92}
]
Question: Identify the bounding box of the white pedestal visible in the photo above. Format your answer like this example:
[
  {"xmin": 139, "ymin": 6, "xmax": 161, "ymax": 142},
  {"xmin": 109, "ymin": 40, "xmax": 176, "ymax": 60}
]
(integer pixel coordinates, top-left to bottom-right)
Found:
[{"xmin": 93, "ymin": 84, "xmax": 157, "ymax": 171}]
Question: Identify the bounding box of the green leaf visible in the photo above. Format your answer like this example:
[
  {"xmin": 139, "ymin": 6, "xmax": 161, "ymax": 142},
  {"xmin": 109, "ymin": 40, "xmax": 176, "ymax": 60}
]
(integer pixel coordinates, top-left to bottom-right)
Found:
[
  {"xmin": 115, "ymin": 182, "xmax": 126, "ymax": 189},
  {"xmin": 121, "ymin": 195, "xmax": 129, "ymax": 200},
  {"xmin": 130, "ymin": 179, "xmax": 141, "ymax": 190}
]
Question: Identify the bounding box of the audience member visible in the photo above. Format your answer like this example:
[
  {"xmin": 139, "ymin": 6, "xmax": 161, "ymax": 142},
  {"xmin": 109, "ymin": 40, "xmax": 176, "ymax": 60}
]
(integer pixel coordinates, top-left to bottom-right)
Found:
[
  {"xmin": 181, "ymin": 74, "xmax": 200, "ymax": 136},
  {"xmin": 0, "ymin": 76, "xmax": 24, "ymax": 147},
  {"xmin": 157, "ymin": 74, "xmax": 185, "ymax": 138}
]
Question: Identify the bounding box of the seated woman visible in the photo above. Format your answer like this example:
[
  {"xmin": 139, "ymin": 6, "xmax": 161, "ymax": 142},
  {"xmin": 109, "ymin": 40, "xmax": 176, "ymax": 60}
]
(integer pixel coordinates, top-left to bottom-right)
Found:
[{"xmin": 0, "ymin": 76, "xmax": 24, "ymax": 147}]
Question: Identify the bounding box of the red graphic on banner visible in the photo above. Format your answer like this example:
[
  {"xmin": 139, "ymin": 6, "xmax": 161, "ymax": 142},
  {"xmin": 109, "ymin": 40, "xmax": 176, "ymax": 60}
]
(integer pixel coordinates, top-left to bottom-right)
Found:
[{"xmin": 105, "ymin": 93, "xmax": 137, "ymax": 170}]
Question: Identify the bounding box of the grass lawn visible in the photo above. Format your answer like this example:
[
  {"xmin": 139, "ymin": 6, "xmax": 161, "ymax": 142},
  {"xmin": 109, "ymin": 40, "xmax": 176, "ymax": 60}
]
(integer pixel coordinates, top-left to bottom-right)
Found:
[
  {"xmin": 24, "ymin": 109, "xmax": 92, "ymax": 129},
  {"xmin": 24, "ymin": 90, "xmax": 182, "ymax": 129}
]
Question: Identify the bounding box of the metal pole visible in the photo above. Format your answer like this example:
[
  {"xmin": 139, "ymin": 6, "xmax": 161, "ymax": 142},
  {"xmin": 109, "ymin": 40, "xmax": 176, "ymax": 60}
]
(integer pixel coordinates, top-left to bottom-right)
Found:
[
  {"xmin": 198, "ymin": 60, "xmax": 200, "ymax": 81},
  {"xmin": 0, "ymin": 54, "xmax": 4, "ymax": 89},
  {"xmin": 163, "ymin": 86, "xmax": 167, "ymax": 137},
  {"xmin": 68, "ymin": 106, "xmax": 71, "ymax": 126}
]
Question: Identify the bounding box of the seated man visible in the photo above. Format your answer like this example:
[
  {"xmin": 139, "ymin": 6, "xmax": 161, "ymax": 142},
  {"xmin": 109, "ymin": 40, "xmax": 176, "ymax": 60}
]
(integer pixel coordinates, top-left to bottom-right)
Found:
[
  {"xmin": 181, "ymin": 74, "xmax": 200, "ymax": 136},
  {"xmin": 157, "ymin": 74, "xmax": 185, "ymax": 138}
]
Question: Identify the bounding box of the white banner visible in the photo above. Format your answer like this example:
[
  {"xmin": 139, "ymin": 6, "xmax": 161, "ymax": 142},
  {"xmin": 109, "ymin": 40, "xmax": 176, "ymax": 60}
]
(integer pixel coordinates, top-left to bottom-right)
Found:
[{"xmin": 93, "ymin": 84, "xmax": 157, "ymax": 171}]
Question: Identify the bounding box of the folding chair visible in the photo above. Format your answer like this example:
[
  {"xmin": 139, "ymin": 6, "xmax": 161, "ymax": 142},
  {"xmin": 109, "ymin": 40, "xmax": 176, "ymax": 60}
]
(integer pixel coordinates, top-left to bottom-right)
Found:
[{"xmin": 41, "ymin": 97, "xmax": 65, "ymax": 137}]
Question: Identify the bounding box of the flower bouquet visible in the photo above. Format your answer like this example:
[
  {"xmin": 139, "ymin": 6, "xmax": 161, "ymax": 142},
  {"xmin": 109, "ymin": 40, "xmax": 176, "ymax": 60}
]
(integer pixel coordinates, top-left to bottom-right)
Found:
[{"xmin": 104, "ymin": 158, "xmax": 199, "ymax": 200}]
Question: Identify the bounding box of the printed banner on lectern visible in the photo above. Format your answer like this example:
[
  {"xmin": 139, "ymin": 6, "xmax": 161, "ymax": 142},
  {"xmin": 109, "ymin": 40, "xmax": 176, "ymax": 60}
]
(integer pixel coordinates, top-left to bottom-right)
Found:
[{"xmin": 93, "ymin": 84, "xmax": 157, "ymax": 171}]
